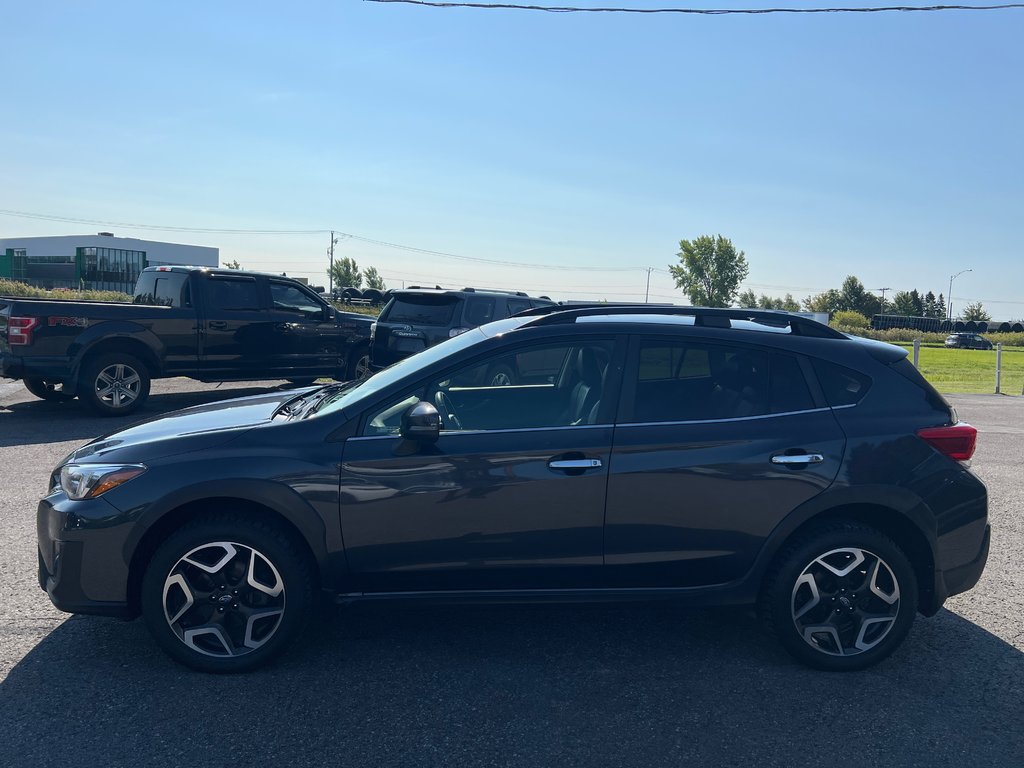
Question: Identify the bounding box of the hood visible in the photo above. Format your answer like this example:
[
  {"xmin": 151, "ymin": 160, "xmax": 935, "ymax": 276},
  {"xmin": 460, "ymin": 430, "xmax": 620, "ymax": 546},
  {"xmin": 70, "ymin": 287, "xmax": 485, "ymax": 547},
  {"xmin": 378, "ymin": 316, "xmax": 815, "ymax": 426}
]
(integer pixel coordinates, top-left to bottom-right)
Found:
[{"xmin": 62, "ymin": 388, "xmax": 308, "ymax": 466}]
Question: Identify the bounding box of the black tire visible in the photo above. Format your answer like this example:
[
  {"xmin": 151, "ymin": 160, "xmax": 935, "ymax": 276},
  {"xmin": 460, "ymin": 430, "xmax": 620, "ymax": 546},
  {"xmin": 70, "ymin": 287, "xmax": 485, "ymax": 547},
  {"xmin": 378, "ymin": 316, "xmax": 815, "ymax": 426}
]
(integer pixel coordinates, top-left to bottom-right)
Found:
[
  {"xmin": 23, "ymin": 377, "xmax": 75, "ymax": 402},
  {"xmin": 346, "ymin": 345, "xmax": 370, "ymax": 381},
  {"xmin": 141, "ymin": 513, "xmax": 316, "ymax": 673},
  {"xmin": 759, "ymin": 521, "xmax": 918, "ymax": 671},
  {"xmin": 79, "ymin": 353, "xmax": 151, "ymax": 416}
]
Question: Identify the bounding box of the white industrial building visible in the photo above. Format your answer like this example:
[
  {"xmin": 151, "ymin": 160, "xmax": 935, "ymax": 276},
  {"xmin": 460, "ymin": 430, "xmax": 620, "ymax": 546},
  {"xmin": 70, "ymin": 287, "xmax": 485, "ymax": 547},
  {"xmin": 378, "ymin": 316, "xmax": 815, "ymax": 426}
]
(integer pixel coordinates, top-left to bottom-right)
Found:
[{"xmin": 1, "ymin": 233, "xmax": 219, "ymax": 293}]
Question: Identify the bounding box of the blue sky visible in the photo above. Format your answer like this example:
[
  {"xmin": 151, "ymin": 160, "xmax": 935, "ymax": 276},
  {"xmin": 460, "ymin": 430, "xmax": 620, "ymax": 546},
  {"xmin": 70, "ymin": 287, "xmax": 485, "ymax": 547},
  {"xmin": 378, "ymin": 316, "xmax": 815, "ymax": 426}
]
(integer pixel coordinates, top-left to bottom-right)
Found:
[{"xmin": 2, "ymin": 1, "xmax": 1022, "ymax": 315}]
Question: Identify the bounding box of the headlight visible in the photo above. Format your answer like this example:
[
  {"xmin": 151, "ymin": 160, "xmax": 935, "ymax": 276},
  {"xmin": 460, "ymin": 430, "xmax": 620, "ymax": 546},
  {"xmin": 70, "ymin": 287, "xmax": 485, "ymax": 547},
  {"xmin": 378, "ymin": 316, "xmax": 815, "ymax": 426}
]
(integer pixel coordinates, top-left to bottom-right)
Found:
[{"xmin": 59, "ymin": 464, "xmax": 147, "ymax": 500}]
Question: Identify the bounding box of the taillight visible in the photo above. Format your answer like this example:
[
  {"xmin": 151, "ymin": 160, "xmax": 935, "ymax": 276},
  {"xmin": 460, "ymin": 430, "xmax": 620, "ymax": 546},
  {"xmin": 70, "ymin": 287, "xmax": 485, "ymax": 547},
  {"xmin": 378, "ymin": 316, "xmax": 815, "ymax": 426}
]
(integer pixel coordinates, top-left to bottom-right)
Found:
[
  {"xmin": 8, "ymin": 316, "xmax": 40, "ymax": 346},
  {"xmin": 917, "ymin": 422, "xmax": 977, "ymax": 462}
]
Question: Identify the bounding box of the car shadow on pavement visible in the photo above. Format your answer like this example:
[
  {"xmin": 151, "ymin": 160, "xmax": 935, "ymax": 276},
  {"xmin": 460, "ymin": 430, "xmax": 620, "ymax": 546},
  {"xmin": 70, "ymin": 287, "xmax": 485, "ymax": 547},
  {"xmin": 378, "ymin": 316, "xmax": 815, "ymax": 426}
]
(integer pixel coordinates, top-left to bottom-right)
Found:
[
  {"xmin": 1, "ymin": 602, "xmax": 1021, "ymax": 768},
  {"xmin": 0, "ymin": 385, "xmax": 286, "ymax": 447}
]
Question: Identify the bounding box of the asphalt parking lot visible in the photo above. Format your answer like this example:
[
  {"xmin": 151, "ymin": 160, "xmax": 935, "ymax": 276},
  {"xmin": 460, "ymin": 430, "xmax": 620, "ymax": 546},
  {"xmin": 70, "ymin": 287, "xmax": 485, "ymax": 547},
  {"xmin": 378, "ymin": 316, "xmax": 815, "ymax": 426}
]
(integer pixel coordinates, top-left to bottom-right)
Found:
[{"xmin": 0, "ymin": 379, "xmax": 1021, "ymax": 767}]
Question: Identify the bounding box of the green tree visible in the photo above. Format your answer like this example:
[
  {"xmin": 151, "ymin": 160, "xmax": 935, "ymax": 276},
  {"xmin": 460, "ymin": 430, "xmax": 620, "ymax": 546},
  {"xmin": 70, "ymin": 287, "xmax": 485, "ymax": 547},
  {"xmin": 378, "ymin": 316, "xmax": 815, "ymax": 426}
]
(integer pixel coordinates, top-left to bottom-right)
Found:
[
  {"xmin": 223, "ymin": 259, "xmax": 242, "ymax": 270},
  {"xmin": 891, "ymin": 291, "xmax": 918, "ymax": 316},
  {"xmin": 837, "ymin": 275, "xmax": 881, "ymax": 317},
  {"xmin": 736, "ymin": 289, "xmax": 758, "ymax": 308},
  {"xmin": 328, "ymin": 256, "xmax": 362, "ymax": 289},
  {"xmin": 961, "ymin": 301, "xmax": 991, "ymax": 322},
  {"xmin": 803, "ymin": 289, "xmax": 843, "ymax": 314},
  {"xmin": 669, "ymin": 234, "xmax": 749, "ymax": 308},
  {"xmin": 364, "ymin": 266, "xmax": 386, "ymax": 291},
  {"xmin": 936, "ymin": 293, "xmax": 947, "ymax": 319},
  {"xmin": 780, "ymin": 293, "xmax": 801, "ymax": 312}
]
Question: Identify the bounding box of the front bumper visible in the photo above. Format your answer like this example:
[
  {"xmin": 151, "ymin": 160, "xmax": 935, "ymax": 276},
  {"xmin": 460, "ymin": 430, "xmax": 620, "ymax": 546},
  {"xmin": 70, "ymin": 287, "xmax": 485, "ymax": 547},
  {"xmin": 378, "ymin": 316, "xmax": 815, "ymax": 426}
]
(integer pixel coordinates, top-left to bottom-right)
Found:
[{"xmin": 37, "ymin": 493, "xmax": 135, "ymax": 618}]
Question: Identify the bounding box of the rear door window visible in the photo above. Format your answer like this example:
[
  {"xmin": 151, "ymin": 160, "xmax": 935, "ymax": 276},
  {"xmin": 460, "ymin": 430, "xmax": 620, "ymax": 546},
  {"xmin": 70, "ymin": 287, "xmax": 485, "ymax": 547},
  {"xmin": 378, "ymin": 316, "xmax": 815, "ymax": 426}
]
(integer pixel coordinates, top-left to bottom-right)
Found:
[
  {"xmin": 506, "ymin": 298, "xmax": 532, "ymax": 316},
  {"xmin": 383, "ymin": 295, "xmax": 459, "ymax": 326},
  {"xmin": 627, "ymin": 340, "xmax": 815, "ymax": 423},
  {"xmin": 203, "ymin": 277, "xmax": 261, "ymax": 311}
]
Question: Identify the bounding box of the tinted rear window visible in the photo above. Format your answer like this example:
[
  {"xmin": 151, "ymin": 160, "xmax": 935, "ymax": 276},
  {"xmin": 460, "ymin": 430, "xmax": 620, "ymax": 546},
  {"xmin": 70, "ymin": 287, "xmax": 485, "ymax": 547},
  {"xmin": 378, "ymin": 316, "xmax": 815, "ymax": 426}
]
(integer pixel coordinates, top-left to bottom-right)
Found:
[
  {"xmin": 133, "ymin": 272, "xmax": 190, "ymax": 308},
  {"xmin": 383, "ymin": 295, "xmax": 459, "ymax": 326},
  {"xmin": 812, "ymin": 359, "xmax": 871, "ymax": 407},
  {"xmin": 204, "ymin": 278, "xmax": 260, "ymax": 311},
  {"xmin": 630, "ymin": 341, "xmax": 814, "ymax": 422}
]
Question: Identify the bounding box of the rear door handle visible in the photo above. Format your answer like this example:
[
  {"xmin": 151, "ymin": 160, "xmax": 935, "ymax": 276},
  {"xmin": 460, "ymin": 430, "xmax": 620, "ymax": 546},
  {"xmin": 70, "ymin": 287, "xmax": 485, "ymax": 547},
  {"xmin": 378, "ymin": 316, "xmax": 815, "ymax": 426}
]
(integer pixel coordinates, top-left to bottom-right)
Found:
[
  {"xmin": 771, "ymin": 454, "xmax": 824, "ymax": 465},
  {"xmin": 548, "ymin": 459, "xmax": 603, "ymax": 470},
  {"xmin": 208, "ymin": 320, "xmax": 228, "ymax": 330}
]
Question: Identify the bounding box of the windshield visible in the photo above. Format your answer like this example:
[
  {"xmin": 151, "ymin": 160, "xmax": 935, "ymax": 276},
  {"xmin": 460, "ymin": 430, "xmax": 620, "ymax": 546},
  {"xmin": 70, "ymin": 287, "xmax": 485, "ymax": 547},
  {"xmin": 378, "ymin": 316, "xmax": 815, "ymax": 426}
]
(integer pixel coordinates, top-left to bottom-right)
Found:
[{"xmin": 309, "ymin": 325, "xmax": 490, "ymax": 418}]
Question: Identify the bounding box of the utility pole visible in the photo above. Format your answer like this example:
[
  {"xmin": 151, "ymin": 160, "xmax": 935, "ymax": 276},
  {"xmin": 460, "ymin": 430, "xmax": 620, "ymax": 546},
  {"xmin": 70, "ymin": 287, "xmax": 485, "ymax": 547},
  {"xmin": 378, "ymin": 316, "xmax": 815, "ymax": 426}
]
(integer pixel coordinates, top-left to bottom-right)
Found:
[
  {"xmin": 327, "ymin": 231, "xmax": 339, "ymax": 296},
  {"xmin": 877, "ymin": 287, "xmax": 891, "ymax": 310},
  {"xmin": 645, "ymin": 267, "xmax": 653, "ymax": 303},
  {"xmin": 948, "ymin": 268, "xmax": 972, "ymax": 320}
]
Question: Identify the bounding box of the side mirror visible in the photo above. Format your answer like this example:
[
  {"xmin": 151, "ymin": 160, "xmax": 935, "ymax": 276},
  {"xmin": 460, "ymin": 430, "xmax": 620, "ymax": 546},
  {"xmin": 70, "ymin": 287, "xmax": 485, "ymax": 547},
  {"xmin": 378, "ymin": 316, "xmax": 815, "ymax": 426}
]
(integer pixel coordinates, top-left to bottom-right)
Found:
[
  {"xmin": 324, "ymin": 306, "xmax": 336, "ymax": 322},
  {"xmin": 400, "ymin": 401, "xmax": 441, "ymax": 443}
]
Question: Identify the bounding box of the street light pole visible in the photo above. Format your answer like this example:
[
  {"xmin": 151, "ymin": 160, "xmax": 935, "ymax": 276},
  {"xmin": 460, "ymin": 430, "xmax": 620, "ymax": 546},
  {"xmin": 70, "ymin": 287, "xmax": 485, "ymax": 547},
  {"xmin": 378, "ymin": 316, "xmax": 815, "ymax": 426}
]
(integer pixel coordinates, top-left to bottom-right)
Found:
[{"xmin": 948, "ymin": 268, "xmax": 972, "ymax": 320}]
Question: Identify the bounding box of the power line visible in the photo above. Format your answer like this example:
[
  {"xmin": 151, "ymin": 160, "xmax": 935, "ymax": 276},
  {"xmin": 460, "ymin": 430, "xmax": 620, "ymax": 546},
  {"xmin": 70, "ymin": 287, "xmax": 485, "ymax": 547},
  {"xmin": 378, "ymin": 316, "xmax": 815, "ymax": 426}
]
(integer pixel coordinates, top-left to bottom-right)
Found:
[
  {"xmin": 366, "ymin": 1, "xmax": 1024, "ymax": 15},
  {"xmin": 0, "ymin": 207, "xmax": 639, "ymax": 273}
]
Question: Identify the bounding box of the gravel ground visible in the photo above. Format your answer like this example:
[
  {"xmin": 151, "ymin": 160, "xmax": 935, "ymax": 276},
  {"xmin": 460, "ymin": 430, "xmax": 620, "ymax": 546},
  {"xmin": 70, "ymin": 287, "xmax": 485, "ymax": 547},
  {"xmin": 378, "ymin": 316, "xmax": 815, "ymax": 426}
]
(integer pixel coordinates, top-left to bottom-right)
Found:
[{"xmin": 0, "ymin": 380, "xmax": 1021, "ymax": 767}]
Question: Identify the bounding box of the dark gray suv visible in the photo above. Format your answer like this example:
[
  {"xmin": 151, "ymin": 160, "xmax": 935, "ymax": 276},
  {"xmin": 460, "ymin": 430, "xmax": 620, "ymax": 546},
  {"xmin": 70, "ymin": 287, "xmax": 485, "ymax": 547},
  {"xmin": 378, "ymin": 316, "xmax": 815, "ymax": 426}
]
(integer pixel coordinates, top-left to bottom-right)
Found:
[
  {"xmin": 38, "ymin": 305, "xmax": 989, "ymax": 673},
  {"xmin": 369, "ymin": 287, "xmax": 555, "ymax": 371}
]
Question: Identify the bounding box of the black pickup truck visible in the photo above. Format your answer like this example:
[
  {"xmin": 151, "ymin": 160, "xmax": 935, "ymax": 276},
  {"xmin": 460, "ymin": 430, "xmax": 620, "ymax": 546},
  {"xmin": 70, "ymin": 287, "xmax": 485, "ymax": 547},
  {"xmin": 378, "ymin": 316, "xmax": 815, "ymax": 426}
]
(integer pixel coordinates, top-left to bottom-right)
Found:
[{"xmin": 0, "ymin": 266, "xmax": 374, "ymax": 415}]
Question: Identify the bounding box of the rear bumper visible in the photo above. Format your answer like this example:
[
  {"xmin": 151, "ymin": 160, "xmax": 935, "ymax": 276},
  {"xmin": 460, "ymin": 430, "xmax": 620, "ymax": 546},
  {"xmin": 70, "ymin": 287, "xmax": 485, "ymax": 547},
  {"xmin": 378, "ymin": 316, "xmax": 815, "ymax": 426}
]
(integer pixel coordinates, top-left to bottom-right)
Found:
[
  {"xmin": 936, "ymin": 523, "xmax": 990, "ymax": 605},
  {"xmin": 1, "ymin": 353, "xmax": 76, "ymax": 385}
]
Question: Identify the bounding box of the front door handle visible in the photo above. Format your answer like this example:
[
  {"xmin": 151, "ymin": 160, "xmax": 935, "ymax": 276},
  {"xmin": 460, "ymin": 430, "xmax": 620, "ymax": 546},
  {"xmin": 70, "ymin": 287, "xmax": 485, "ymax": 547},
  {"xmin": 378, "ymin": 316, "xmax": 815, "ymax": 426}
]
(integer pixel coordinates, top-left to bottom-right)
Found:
[
  {"xmin": 548, "ymin": 458, "xmax": 603, "ymax": 470},
  {"xmin": 208, "ymin": 320, "xmax": 228, "ymax": 330},
  {"xmin": 771, "ymin": 454, "xmax": 824, "ymax": 465}
]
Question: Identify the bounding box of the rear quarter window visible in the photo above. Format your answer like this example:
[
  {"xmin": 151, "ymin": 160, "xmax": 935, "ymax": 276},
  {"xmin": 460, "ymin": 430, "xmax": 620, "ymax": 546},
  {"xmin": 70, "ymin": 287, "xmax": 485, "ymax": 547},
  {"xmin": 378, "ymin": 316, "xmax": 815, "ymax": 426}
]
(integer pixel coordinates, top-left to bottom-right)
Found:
[{"xmin": 812, "ymin": 359, "xmax": 872, "ymax": 406}]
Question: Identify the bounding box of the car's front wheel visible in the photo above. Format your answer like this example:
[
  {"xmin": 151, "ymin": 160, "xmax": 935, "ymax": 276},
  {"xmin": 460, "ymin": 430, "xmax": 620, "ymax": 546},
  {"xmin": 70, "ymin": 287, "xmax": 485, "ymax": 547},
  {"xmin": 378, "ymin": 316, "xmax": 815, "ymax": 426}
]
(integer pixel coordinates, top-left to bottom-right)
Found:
[
  {"xmin": 141, "ymin": 514, "xmax": 315, "ymax": 673},
  {"xmin": 759, "ymin": 522, "xmax": 918, "ymax": 671}
]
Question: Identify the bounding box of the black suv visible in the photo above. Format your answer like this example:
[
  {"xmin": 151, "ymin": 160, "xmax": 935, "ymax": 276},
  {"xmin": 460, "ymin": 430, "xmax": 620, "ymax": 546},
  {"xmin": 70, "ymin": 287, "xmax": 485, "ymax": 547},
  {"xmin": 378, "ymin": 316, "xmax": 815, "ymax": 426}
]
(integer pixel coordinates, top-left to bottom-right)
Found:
[
  {"xmin": 37, "ymin": 306, "xmax": 989, "ymax": 673},
  {"xmin": 944, "ymin": 332, "xmax": 994, "ymax": 350},
  {"xmin": 370, "ymin": 287, "xmax": 555, "ymax": 372}
]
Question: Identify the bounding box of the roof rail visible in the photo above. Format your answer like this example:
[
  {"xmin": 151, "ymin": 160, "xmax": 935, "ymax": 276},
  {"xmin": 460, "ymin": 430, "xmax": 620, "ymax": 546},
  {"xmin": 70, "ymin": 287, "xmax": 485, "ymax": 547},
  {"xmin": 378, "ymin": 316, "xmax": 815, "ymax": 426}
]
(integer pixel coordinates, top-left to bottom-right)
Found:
[{"xmin": 517, "ymin": 304, "xmax": 845, "ymax": 339}]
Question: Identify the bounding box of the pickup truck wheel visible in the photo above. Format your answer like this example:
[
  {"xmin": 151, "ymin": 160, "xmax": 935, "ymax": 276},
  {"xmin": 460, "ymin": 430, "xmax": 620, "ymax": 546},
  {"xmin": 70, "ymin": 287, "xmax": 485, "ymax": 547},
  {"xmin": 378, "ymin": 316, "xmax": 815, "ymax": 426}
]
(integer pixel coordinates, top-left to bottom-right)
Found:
[
  {"xmin": 346, "ymin": 347, "xmax": 370, "ymax": 381},
  {"xmin": 80, "ymin": 353, "xmax": 151, "ymax": 416},
  {"xmin": 23, "ymin": 377, "xmax": 75, "ymax": 402}
]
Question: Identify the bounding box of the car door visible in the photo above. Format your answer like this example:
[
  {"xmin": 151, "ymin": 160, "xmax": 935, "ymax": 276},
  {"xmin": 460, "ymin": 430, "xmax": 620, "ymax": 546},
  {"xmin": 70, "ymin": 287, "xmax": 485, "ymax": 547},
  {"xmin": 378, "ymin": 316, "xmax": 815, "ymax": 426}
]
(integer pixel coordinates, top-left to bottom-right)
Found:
[
  {"xmin": 339, "ymin": 336, "xmax": 623, "ymax": 592},
  {"xmin": 603, "ymin": 335, "xmax": 846, "ymax": 588},
  {"xmin": 265, "ymin": 280, "xmax": 338, "ymax": 376},
  {"xmin": 196, "ymin": 273, "xmax": 271, "ymax": 377}
]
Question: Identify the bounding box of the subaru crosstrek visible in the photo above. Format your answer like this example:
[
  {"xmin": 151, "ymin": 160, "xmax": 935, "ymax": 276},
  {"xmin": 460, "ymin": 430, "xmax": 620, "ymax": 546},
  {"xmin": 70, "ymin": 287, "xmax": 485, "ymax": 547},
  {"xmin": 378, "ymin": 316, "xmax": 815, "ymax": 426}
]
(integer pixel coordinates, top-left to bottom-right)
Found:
[{"xmin": 38, "ymin": 305, "xmax": 989, "ymax": 673}]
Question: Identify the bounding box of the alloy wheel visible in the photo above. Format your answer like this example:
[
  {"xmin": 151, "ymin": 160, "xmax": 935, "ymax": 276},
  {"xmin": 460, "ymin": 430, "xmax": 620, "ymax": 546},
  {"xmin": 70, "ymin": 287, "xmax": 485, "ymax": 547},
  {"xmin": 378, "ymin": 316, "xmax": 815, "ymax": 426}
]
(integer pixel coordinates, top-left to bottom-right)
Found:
[
  {"xmin": 93, "ymin": 363, "xmax": 142, "ymax": 409},
  {"xmin": 790, "ymin": 547, "xmax": 901, "ymax": 657},
  {"xmin": 162, "ymin": 541, "xmax": 286, "ymax": 658}
]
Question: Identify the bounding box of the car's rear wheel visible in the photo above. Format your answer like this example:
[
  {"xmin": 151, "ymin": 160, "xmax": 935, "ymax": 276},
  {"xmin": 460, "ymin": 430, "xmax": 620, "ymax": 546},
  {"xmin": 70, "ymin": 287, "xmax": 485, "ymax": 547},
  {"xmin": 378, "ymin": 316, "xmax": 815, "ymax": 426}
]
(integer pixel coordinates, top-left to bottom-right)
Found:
[
  {"xmin": 759, "ymin": 522, "xmax": 918, "ymax": 671},
  {"xmin": 141, "ymin": 514, "xmax": 315, "ymax": 673},
  {"xmin": 23, "ymin": 377, "xmax": 75, "ymax": 402},
  {"xmin": 79, "ymin": 353, "xmax": 151, "ymax": 416}
]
